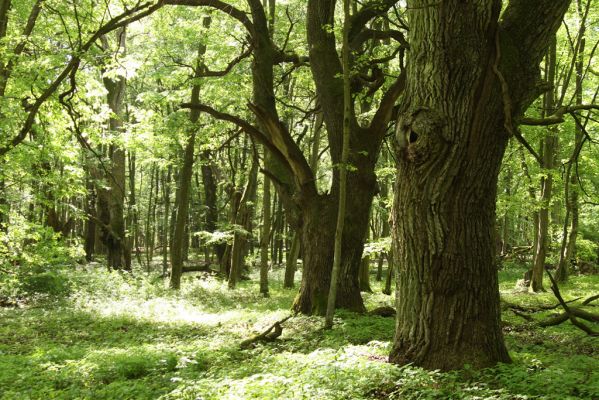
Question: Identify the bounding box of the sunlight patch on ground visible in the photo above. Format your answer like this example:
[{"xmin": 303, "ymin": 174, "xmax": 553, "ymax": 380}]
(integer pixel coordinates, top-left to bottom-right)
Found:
[{"xmin": 76, "ymin": 295, "xmax": 249, "ymax": 327}]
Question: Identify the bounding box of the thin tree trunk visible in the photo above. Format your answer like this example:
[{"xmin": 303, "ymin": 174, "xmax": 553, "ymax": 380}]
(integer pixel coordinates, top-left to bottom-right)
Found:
[
  {"xmin": 557, "ymin": 3, "xmax": 586, "ymax": 282},
  {"xmin": 170, "ymin": 44, "xmax": 207, "ymax": 287},
  {"xmin": 359, "ymin": 255, "xmax": 372, "ymax": 293},
  {"xmin": 283, "ymin": 230, "xmax": 300, "ymax": 288},
  {"xmin": 162, "ymin": 167, "xmax": 171, "ymax": 275},
  {"xmin": 228, "ymin": 160, "xmax": 258, "ymax": 289},
  {"xmin": 382, "ymin": 249, "xmax": 393, "ymax": 295},
  {"xmin": 531, "ymin": 39, "xmax": 558, "ymax": 293},
  {"xmin": 260, "ymin": 175, "xmax": 271, "ymax": 296},
  {"xmin": 324, "ymin": 4, "xmax": 350, "ymax": 328}
]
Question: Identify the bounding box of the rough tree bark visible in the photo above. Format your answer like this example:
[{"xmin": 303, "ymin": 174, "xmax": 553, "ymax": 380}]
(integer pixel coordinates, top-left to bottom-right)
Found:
[{"xmin": 389, "ymin": 0, "xmax": 571, "ymax": 370}]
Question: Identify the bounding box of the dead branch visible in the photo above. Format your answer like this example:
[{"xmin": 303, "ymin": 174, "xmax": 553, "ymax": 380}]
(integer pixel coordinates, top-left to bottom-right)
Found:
[
  {"xmin": 545, "ymin": 268, "xmax": 598, "ymax": 336},
  {"xmin": 240, "ymin": 315, "xmax": 293, "ymax": 349},
  {"xmin": 582, "ymin": 294, "xmax": 599, "ymax": 306}
]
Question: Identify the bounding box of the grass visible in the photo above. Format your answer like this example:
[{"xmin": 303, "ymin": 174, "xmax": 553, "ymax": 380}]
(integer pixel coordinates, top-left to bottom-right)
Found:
[{"xmin": 0, "ymin": 262, "xmax": 597, "ymax": 399}]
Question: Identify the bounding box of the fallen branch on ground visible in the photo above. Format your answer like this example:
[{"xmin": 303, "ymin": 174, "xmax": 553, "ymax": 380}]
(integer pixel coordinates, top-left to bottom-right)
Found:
[
  {"xmin": 240, "ymin": 315, "xmax": 293, "ymax": 349},
  {"xmin": 545, "ymin": 268, "xmax": 598, "ymax": 336}
]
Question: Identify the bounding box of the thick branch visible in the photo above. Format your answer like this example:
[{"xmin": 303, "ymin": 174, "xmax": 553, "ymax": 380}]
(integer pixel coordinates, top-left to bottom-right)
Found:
[
  {"xmin": 239, "ymin": 315, "xmax": 293, "ymax": 349},
  {"xmin": 499, "ymin": 0, "xmax": 571, "ymax": 111},
  {"xmin": 369, "ymin": 70, "xmax": 406, "ymax": 137},
  {"xmin": 164, "ymin": 0, "xmax": 254, "ymax": 33},
  {"xmin": 179, "ymin": 102, "xmax": 298, "ymax": 186},
  {"xmin": 351, "ymin": 28, "xmax": 408, "ymax": 49},
  {"xmin": 546, "ymin": 268, "xmax": 598, "ymax": 336},
  {"xmin": 348, "ymin": 0, "xmax": 397, "ymax": 43},
  {"xmin": 520, "ymin": 104, "xmax": 599, "ymax": 126},
  {"xmin": 248, "ymin": 103, "xmax": 316, "ymax": 192}
]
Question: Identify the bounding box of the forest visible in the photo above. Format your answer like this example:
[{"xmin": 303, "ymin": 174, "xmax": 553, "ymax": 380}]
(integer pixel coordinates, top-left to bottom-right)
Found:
[{"xmin": 0, "ymin": 0, "xmax": 598, "ymax": 398}]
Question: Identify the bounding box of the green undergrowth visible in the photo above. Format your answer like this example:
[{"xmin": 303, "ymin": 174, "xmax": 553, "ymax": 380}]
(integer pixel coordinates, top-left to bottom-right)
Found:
[{"xmin": 0, "ymin": 263, "xmax": 597, "ymax": 399}]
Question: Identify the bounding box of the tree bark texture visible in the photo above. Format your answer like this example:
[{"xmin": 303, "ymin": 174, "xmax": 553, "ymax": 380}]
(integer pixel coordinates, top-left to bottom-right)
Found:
[{"xmin": 390, "ymin": 0, "xmax": 571, "ymax": 370}]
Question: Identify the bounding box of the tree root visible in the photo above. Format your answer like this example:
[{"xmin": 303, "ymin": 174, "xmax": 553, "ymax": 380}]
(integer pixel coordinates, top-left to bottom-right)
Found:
[{"xmin": 240, "ymin": 315, "xmax": 293, "ymax": 349}]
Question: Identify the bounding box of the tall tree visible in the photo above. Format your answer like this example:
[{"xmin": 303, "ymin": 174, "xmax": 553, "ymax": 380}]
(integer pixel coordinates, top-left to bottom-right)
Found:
[
  {"xmin": 97, "ymin": 28, "xmax": 129, "ymax": 271},
  {"xmin": 324, "ymin": 0, "xmax": 352, "ymax": 329},
  {"xmin": 171, "ymin": 20, "xmax": 211, "ymax": 289}
]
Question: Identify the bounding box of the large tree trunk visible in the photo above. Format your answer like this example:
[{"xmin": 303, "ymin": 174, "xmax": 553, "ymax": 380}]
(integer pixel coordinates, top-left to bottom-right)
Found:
[
  {"xmin": 389, "ymin": 0, "xmax": 570, "ymax": 371},
  {"xmin": 390, "ymin": 1, "xmax": 506, "ymax": 370},
  {"xmin": 292, "ymin": 190, "xmax": 369, "ymax": 314}
]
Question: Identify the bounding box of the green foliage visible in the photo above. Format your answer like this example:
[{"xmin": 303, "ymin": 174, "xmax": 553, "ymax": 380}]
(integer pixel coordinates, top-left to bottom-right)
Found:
[
  {"xmin": 0, "ymin": 216, "xmax": 83, "ymax": 302},
  {"xmin": 363, "ymin": 237, "xmax": 391, "ymax": 257},
  {"xmin": 1, "ymin": 269, "xmax": 597, "ymax": 399},
  {"xmin": 576, "ymin": 238, "xmax": 598, "ymax": 263}
]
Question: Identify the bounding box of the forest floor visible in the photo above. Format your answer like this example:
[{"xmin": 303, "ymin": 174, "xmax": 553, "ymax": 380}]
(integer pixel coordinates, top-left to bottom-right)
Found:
[{"xmin": 0, "ymin": 262, "xmax": 598, "ymax": 399}]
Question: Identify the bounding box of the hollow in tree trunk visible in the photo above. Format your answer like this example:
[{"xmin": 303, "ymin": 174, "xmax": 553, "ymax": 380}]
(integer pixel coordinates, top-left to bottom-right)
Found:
[{"xmin": 388, "ymin": 0, "xmax": 570, "ymax": 370}]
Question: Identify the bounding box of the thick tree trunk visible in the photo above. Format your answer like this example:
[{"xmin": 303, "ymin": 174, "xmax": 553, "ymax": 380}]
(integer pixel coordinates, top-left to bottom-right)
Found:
[
  {"xmin": 390, "ymin": 0, "xmax": 570, "ymax": 370},
  {"xmin": 292, "ymin": 191, "xmax": 368, "ymax": 315},
  {"xmin": 390, "ymin": 1, "xmax": 512, "ymax": 370}
]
